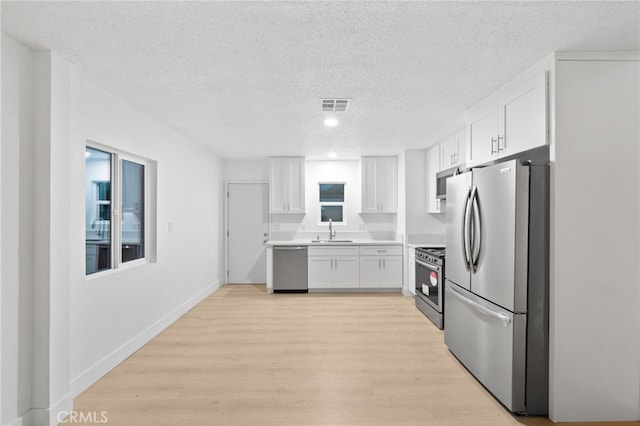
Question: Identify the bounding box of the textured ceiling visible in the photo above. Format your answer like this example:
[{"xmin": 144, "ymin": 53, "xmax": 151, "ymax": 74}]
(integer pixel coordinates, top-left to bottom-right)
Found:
[{"xmin": 3, "ymin": 1, "xmax": 639, "ymax": 159}]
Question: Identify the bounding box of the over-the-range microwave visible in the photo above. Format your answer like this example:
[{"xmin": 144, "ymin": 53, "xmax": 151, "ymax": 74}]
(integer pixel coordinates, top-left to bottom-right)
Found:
[{"xmin": 436, "ymin": 166, "xmax": 463, "ymax": 200}]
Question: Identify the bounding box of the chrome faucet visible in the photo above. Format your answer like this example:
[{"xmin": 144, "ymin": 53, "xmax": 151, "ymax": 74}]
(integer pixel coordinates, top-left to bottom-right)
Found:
[{"xmin": 329, "ymin": 218, "xmax": 337, "ymax": 240}]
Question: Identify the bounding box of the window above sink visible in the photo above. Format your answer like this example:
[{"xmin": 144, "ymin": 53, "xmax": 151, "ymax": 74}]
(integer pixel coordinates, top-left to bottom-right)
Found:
[{"xmin": 319, "ymin": 182, "xmax": 346, "ymax": 225}]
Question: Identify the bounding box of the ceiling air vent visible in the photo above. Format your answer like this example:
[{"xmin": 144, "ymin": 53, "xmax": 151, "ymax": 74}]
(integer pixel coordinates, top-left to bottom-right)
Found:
[{"xmin": 322, "ymin": 99, "xmax": 351, "ymax": 112}]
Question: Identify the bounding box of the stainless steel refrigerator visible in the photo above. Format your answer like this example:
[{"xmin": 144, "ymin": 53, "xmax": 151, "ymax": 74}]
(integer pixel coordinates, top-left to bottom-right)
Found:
[{"xmin": 444, "ymin": 159, "xmax": 549, "ymax": 415}]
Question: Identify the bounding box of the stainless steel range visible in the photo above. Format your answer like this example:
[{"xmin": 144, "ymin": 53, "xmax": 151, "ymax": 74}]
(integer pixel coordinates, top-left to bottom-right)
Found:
[{"xmin": 414, "ymin": 247, "xmax": 445, "ymax": 329}]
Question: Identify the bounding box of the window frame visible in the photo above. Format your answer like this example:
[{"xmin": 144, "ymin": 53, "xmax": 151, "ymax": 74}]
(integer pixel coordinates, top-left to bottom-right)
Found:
[
  {"xmin": 85, "ymin": 142, "xmax": 151, "ymax": 276},
  {"xmin": 318, "ymin": 182, "xmax": 346, "ymax": 225}
]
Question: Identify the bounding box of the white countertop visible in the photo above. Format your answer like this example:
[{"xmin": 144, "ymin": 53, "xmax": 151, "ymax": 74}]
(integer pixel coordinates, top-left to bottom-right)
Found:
[
  {"xmin": 406, "ymin": 234, "xmax": 445, "ymax": 249},
  {"xmin": 266, "ymin": 239, "xmax": 402, "ymax": 247}
]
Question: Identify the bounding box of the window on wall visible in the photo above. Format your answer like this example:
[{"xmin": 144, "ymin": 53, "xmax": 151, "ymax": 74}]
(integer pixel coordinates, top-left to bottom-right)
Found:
[
  {"xmin": 319, "ymin": 183, "xmax": 345, "ymax": 223},
  {"xmin": 85, "ymin": 144, "xmax": 149, "ymax": 275}
]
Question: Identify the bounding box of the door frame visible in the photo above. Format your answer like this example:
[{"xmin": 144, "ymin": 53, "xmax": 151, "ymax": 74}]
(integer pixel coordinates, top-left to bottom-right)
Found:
[{"xmin": 224, "ymin": 181, "xmax": 270, "ymax": 284}]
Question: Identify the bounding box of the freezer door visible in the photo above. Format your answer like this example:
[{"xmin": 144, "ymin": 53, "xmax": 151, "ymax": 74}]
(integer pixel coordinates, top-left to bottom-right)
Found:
[
  {"xmin": 445, "ymin": 171, "xmax": 472, "ymax": 291},
  {"xmin": 471, "ymin": 160, "xmax": 530, "ymax": 313},
  {"xmin": 444, "ymin": 282, "xmax": 526, "ymax": 413}
]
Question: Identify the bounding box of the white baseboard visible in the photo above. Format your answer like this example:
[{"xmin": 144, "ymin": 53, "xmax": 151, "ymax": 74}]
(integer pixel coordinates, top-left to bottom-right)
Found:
[
  {"xmin": 70, "ymin": 280, "xmax": 221, "ymax": 398},
  {"xmin": 401, "ymin": 287, "xmax": 414, "ymax": 297},
  {"xmin": 4, "ymin": 415, "xmax": 24, "ymax": 426},
  {"xmin": 11, "ymin": 392, "xmax": 73, "ymax": 426}
]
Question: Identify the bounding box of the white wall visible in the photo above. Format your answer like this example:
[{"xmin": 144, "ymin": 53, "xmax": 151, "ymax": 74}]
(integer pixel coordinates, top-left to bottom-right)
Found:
[
  {"xmin": 1, "ymin": 33, "xmax": 225, "ymax": 426},
  {"xmin": 269, "ymin": 159, "xmax": 398, "ymax": 241},
  {"xmin": 404, "ymin": 149, "xmax": 445, "ymax": 242},
  {"xmin": 550, "ymin": 57, "xmax": 640, "ymax": 422},
  {"xmin": 68, "ymin": 62, "xmax": 224, "ymax": 396},
  {"xmin": 224, "ymin": 158, "xmax": 400, "ymax": 241},
  {"xmin": 223, "ymin": 158, "xmax": 269, "ymax": 182},
  {"xmin": 1, "ymin": 33, "xmax": 35, "ymax": 426},
  {"xmin": 0, "ymin": 7, "xmax": 3, "ymax": 423}
]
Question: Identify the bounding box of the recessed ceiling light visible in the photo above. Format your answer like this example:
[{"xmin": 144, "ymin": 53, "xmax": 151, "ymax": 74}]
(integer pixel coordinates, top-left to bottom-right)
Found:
[
  {"xmin": 324, "ymin": 118, "xmax": 339, "ymax": 127},
  {"xmin": 328, "ymin": 151, "xmax": 337, "ymax": 158}
]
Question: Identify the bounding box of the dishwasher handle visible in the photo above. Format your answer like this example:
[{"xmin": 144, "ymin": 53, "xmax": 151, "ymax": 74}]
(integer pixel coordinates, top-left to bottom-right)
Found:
[{"xmin": 274, "ymin": 246, "xmax": 307, "ymax": 251}]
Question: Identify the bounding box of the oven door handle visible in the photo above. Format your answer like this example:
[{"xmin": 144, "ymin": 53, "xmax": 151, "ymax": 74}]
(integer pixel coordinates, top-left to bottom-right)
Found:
[{"xmin": 415, "ymin": 258, "xmax": 441, "ymax": 271}]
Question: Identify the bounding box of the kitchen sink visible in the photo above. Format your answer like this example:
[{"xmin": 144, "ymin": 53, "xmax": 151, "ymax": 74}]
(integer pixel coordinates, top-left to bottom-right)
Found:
[{"xmin": 311, "ymin": 239, "xmax": 353, "ymax": 243}]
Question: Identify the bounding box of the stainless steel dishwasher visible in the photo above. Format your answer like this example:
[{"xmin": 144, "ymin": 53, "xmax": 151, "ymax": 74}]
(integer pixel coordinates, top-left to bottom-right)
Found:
[{"xmin": 273, "ymin": 246, "xmax": 308, "ymax": 293}]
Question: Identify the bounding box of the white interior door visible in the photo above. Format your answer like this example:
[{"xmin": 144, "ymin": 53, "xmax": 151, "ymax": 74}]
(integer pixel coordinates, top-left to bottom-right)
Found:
[{"xmin": 227, "ymin": 183, "xmax": 269, "ymax": 284}]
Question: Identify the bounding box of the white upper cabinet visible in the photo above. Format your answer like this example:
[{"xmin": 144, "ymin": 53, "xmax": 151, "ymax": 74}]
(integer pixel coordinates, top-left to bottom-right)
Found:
[
  {"xmin": 426, "ymin": 145, "xmax": 442, "ymax": 214},
  {"xmin": 498, "ymin": 71, "xmax": 548, "ymax": 156},
  {"xmin": 361, "ymin": 156, "xmax": 398, "ymax": 213},
  {"xmin": 269, "ymin": 157, "xmax": 305, "ymax": 213},
  {"xmin": 426, "ymin": 128, "xmax": 465, "ymax": 214},
  {"xmin": 440, "ymin": 128, "xmax": 466, "ymax": 170},
  {"xmin": 468, "ymin": 94, "xmax": 500, "ymax": 166},
  {"xmin": 467, "ymin": 71, "xmax": 548, "ymax": 167}
]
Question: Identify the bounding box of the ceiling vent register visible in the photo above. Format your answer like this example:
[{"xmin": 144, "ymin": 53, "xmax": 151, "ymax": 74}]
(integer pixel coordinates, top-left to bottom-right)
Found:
[{"xmin": 322, "ymin": 99, "xmax": 351, "ymax": 112}]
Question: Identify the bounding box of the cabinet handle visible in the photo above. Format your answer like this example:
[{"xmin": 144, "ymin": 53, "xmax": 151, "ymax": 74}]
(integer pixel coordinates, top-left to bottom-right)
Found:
[
  {"xmin": 451, "ymin": 153, "xmax": 454, "ymax": 165},
  {"xmin": 378, "ymin": 259, "xmax": 382, "ymax": 268},
  {"xmin": 497, "ymin": 135, "xmax": 504, "ymax": 152},
  {"xmin": 382, "ymin": 259, "xmax": 386, "ymax": 269},
  {"xmin": 491, "ymin": 137, "xmax": 498, "ymax": 155}
]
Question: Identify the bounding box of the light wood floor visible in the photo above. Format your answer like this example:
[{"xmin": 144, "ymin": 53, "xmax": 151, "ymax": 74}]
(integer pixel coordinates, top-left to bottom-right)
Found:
[{"xmin": 73, "ymin": 285, "xmax": 633, "ymax": 426}]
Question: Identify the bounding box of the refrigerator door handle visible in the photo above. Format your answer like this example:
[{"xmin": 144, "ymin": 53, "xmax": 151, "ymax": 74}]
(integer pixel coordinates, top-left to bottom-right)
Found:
[
  {"xmin": 463, "ymin": 188, "xmax": 473, "ymax": 270},
  {"xmin": 446, "ymin": 285, "xmax": 511, "ymax": 327},
  {"xmin": 470, "ymin": 186, "xmax": 481, "ymax": 272}
]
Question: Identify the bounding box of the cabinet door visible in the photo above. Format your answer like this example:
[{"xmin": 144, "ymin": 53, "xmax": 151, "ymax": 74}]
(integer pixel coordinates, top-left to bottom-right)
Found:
[
  {"xmin": 440, "ymin": 136, "xmax": 457, "ymax": 169},
  {"xmin": 269, "ymin": 157, "xmax": 306, "ymax": 213},
  {"xmin": 467, "ymin": 96, "xmax": 498, "ymax": 167},
  {"xmin": 361, "ymin": 157, "xmax": 379, "ymax": 212},
  {"xmin": 453, "ymin": 128, "xmax": 466, "ymax": 167},
  {"xmin": 269, "ymin": 158, "xmax": 287, "ymax": 213},
  {"xmin": 334, "ymin": 256, "xmax": 360, "ymax": 288},
  {"xmin": 361, "ymin": 157, "xmax": 397, "ymax": 213},
  {"xmin": 359, "ymin": 256, "xmax": 382, "ymax": 287},
  {"xmin": 287, "ymin": 158, "xmax": 306, "ymax": 213},
  {"xmin": 498, "ymin": 71, "xmax": 548, "ymax": 156},
  {"xmin": 376, "ymin": 157, "xmax": 397, "ymax": 212},
  {"xmin": 308, "ymin": 256, "xmax": 334, "ymax": 288},
  {"xmin": 380, "ymin": 256, "xmax": 403, "ymax": 288},
  {"xmin": 426, "ymin": 146, "xmax": 442, "ymax": 213}
]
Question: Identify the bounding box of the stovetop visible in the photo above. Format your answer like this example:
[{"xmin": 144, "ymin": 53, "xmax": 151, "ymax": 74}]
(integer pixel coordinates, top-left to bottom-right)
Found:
[{"xmin": 415, "ymin": 247, "xmax": 445, "ymax": 258}]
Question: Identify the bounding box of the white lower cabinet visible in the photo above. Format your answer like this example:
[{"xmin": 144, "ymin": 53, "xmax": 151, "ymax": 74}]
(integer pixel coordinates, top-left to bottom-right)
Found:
[
  {"xmin": 359, "ymin": 246, "xmax": 403, "ymax": 288},
  {"xmin": 307, "ymin": 245, "xmax": 403, "ymax": 290},
  {"xmin": 308, "ymin": 246, "xmax": 360, "ymax": 289}
]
